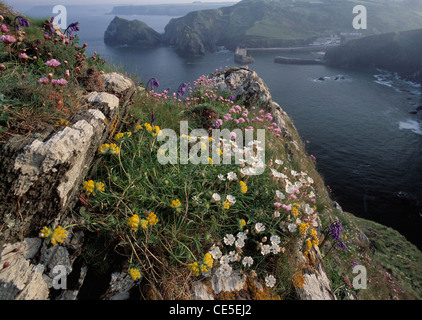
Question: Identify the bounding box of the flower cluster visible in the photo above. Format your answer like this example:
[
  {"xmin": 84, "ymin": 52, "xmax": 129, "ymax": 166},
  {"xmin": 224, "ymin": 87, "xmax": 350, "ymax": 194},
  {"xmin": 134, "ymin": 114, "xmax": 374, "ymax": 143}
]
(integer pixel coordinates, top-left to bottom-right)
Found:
[
  {"xmin": 127, "ymin": 211, "xmax": 159, "ymax": 232},
  {"xmin": 328, "ymin": 221, "xmax": 347, "ymax": 250},
  {"xmin": 98, "ymin": 143, "xmax": 120, "ymax": 155},
  {"xmin": 129, "ymin": 268, "xmax": 141, "ymax": 281},
  {"xmin": 189, "ymin": 252, "xmax": 214, "ymax": 276},
  {"xmin": 83, "ymin": 180, "xmax": 105, "ymax": 196},
  {"xmin": 39, "ymin": 225, "xmax": 67, "ymax": 246}
]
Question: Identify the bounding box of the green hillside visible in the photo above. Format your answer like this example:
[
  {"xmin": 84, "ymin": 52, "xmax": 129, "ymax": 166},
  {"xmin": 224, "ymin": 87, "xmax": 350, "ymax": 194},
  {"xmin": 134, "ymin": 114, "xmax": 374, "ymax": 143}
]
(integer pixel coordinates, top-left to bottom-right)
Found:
[{"xmin": 163, "ymin": 0, "xmax": 422, "ymax": 54}]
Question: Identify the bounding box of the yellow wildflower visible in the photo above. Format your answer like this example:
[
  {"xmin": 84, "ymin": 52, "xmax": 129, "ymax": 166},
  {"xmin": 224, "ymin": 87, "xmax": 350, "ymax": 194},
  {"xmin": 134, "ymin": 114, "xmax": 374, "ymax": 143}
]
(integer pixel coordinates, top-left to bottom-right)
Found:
[
  {"xmin": 306, "ymin": 239, "xmax": 312, "ymax": 251},
  {"xmin": 200, "ymin": 264, "xmax": 209, "ymax": 273},
  {"xmin": 50, "ymin": 226, "xmax": 67, "ymax": 246},
  {"xmin": 239, "ymin": 219, "xmax": 246, "ymax": 230},
  {"xmin": 144, "ymin": 123, "xmax": 153, "ymax": 132},
  {"xmin": 128, "ymin": 214, "xmax": 139, "ymax": 232},
  {"xmin": 292, "ymin": 206, "xmax": 299, "ymax": 218},
  {"xmin": 55, "ymin": 119, "xmax": 69, "ymax": 127},
  {"xmin": 223, "ymin": 200, "xmax": 230, "ymax": 210},
  {"xmin": 98, "ymin": 143, "xmax": 119, "ymax": 155},
  {"xmin": 170, "ymin": 199, "xmax": 181, "ymax": 208},
  {"xmin": 146, "ymin": 211, "xmax": 158, "ymax": 226},
  {"xmin": 83, "ymin": 180, "xmax": 105, "ymax": 196},
  {"xmin": 140, "ymin": 219, "xmax": 148, "ymax": 229},
  {"xmin": 135, "ymin": 124, "xmax": 143, "ymax": 131},
  {"xmin": 83, "ymin": 180, "xmax": 95, "ymax": 195},
  {"xmin": 129, "ymin": 268, "xmax": 141, "ymax": 281},
  {"xmin": 188, "ymin": 262, "xmax": 200, "ymax": 276},
  {"xmin": 208, "ymin": 157, "xmax": 213, "ymax": 165},
  {"xmin": 40, "ymin": 226, "xmax": 52, "ymax": 238},
  {"xmin": 239, "ymin": 181, "xmax": 248, "ymax": 194},
  {"xmin": 95, "ymin": 181, "xmax": 105, "ymax": 193},
  {"xmin": 114, "ymin": 131, "xmax": 131, "ymax": 141},
  {"xmin": 299, "ymin": 222, "xmax": 309, "ymax": 235},
  {"xmin": 310, "ymin": 229, "xmax": 318, "ymax": 239},
  {"xmin": 203, "ymin": 253, "xmax": 213, "ymax": 269}
]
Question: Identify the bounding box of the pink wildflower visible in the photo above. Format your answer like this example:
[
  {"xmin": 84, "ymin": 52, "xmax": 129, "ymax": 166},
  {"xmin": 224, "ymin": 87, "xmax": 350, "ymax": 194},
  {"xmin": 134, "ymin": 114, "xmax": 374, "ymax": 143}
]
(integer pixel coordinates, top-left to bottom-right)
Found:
[
  {"xmin": 0, "ymin": 35, "xmax": 16, "ymax": 45},
  {"xmin": 45, "ymin": 59, "xmax": 61, "ymax": 68}
]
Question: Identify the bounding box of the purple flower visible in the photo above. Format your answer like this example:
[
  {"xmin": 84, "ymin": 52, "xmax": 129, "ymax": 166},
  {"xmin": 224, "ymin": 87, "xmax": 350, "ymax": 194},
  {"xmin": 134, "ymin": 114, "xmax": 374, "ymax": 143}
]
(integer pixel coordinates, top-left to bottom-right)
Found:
[
  {"xmin": 177, "ymin": 82, "xmax": 188, "ymax": 97},
  {"xmin": 15, "ymin": 16, "xmax": 30, "ymax": 31},
  {"xmin": 46, "ymin": 17, "xmax": 55, "ymax": 37},
  {"xmin": 328, "ymin": 221, "xmax": 342, "ymax": 242},
  {"xmin": 228, "ymin": 95, "xmax": 235, "ymax": 101},
  {"xmin": 65, "ymin": 22, "xmax": 80, "ymax": 35},
  {"xmin": 328, "ymin": 221, "xmax": 347, "ymax": 250},
  {"xmin": 148, "ymin": 77, "xmax": 160, "ymax": 91}
]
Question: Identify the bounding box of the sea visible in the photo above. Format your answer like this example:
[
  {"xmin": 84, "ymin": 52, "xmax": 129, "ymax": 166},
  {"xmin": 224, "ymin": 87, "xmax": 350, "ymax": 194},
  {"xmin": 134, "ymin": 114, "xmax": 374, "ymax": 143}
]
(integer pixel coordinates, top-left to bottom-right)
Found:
[{"xmin": 17, "ymin": 4, "xmax": 422, "ymax": 250}]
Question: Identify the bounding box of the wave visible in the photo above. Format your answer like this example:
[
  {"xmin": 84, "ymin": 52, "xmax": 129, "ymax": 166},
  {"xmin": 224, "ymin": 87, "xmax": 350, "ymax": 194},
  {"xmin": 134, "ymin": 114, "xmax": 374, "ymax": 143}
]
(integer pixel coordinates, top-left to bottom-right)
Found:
[
  {"xmin": 374, "ymin": 69, "xmax": 422, "ymax": 95},
  {"xmin": 399, "ymin": 119, "xmax": 422, "ymax": 135}
]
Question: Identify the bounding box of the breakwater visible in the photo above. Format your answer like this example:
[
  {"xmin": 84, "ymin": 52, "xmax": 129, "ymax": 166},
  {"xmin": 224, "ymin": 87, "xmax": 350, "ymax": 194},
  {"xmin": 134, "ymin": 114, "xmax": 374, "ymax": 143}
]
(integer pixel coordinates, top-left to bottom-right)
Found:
[{"xmin": 274, "ymin": 56, "xmax": 325, "ymax": 65}]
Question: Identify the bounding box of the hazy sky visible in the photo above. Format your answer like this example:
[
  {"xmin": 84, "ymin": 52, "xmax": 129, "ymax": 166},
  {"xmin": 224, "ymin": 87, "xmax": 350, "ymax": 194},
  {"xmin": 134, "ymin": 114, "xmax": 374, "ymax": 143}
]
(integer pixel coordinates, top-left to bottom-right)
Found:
[{"xmin": 7, "ymin": 0, "xmax": 240, "ymax": 8}]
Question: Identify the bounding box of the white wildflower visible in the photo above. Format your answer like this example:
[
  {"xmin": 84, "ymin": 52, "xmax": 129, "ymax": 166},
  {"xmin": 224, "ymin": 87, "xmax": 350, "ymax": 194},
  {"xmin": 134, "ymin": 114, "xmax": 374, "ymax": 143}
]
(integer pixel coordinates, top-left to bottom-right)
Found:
[
  {"xmin": 275, "ymin": 190, "xmax": 285, "ymax": 200},
  {"xmin": 288, "ymin": 223, "xmax": 297, "ymax": 233},
  {"xmin": 224, "ymin": 234, "xmax": 235, "ymax": 246},
  {"xmin": 217, "ymin": 263, "xmax": 232, "ymax": 278},
  {"xmin": 209, "ymin": 244, "xmax": 222, "ymax": 259},
  {"xmin": 285, "ymin": 183, "xmax": 296, "ymax": 194},
  {"xmin": 211, "ymin": 193, "xmax": 221, "ymax": 202},
  {"xmin": 270, "ymin": 244, "xmax": 281, "ymax": 254},
  {"xmin": 237, "ymin": 232, "xmax": 247, "ymax": 241},
  {"xmin": 261, "ymin": 244, "xmax": 271, "ymax": 255},
  {"xmin": 255, "ymin": 222, "xmax": 265, "ymax": 233},
  {"xmin": 235, "ymin": 238, "xmax": 245, "ymax": 249},
  {"xmin": 227, "ymin": 172, "xmax": 237, "ymax": 181},
  {"xmin": 270, "ymin": 235, "xmax": 281, "ymax": 245},
  {"xmin": 226, "ymin": 195, "xmax": 236, "ymax": 205},
  {"xmin": 265, "ymin": 274, "xmax": 276, "ymax": 288},
  {"xmin": 242, "ymin": 256, "xmax": 254, "ymax": 267}
]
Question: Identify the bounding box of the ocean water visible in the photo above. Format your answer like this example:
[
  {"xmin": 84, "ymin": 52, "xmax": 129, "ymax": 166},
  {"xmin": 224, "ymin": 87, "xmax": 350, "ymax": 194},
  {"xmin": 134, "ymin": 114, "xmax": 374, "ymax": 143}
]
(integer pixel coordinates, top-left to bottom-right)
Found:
[{"xmin": 20, "ymin": 5, "xmax": 422, "ymax": 249}]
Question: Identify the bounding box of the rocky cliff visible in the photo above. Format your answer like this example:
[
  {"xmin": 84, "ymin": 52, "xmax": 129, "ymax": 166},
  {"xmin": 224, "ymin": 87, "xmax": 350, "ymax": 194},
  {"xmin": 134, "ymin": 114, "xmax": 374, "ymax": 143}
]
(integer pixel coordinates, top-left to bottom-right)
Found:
[
  {"xmin": 105, "ymin": 0, "xmax": 422, "ymax": 57},
  {"xmin": 104, "ymin": 16, "xmax": 162, "ymax": 47},
  {"xmin": 324, "ymin": 28, "xmax": 422, "ymax": 84}
]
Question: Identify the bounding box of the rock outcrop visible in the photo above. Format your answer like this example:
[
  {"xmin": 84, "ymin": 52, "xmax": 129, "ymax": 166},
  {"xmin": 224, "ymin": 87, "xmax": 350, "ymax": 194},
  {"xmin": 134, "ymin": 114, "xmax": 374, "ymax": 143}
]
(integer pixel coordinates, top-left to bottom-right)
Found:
[
  {"xmin": 104, "ymin": 16, "xmax": 162, "ymax": 47},
  {"xmin": 324, "ymin": 28, "xmax": 422, "ymax": 84},
  {"xmin": 0, "ymin": 72, "xmax": 136, "ymax": 300}
]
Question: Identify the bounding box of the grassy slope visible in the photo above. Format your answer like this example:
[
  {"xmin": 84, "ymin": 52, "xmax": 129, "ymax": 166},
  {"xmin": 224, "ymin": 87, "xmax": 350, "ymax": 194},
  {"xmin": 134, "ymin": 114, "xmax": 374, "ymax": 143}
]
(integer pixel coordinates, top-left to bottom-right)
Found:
[{"xmin": 165, "ymin": 0, "xmax": 422, "ymax": 49}]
